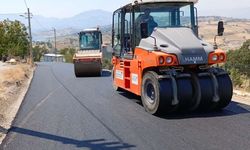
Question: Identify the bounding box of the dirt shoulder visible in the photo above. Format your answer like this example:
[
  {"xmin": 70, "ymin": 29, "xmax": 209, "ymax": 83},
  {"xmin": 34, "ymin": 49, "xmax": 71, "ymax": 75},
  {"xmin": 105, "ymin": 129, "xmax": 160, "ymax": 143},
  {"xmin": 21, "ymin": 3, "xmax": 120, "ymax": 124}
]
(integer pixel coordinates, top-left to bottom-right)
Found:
[
  {"xmin": 0, "ymin": 62, "xmax": 34, "ymax": 144},
  {"xmin": 233, "ymin": 90, "xmax": 250, "ymax": 106}
]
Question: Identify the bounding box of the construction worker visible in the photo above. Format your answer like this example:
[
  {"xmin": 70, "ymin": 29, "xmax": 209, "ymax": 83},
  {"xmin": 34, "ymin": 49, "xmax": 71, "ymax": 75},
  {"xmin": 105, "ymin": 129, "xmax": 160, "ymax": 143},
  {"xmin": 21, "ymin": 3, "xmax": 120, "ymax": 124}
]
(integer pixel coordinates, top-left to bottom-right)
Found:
[{"xmin": 135, "ymin": 8, "xmax": 158, "ymax": 45}]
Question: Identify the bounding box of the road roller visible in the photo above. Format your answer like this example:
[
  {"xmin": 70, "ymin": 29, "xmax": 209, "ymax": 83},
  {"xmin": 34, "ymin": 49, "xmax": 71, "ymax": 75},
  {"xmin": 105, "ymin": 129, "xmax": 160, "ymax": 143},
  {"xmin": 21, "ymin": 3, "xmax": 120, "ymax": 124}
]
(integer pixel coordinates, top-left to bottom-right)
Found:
[
  {"xmin": 112, "ymin": 0, "xmax": 233, "ymax": 115},
  {"xmin": 73, "ymin": 28, "xmax": 103, "ymax": 77}
]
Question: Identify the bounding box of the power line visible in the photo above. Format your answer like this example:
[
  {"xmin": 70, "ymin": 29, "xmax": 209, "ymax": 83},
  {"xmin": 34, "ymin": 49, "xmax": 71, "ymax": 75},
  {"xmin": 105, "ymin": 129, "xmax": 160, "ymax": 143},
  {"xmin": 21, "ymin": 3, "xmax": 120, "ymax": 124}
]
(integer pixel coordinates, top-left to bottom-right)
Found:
[
  {"xmin": 32, "ymin": 16, "xmax": 51, "ymax": 31},
  {"xmin": 23, "ymin": 0, "xmax": 28, "ymax": 9}
]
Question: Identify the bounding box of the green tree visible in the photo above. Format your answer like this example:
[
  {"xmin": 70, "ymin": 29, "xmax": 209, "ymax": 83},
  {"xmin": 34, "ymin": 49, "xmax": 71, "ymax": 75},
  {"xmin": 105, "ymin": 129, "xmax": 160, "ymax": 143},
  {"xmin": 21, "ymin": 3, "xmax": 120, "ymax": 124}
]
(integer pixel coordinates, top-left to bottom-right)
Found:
[
  {"xmin": 60, "ymin": 48, "xmax": 75, "ymax": 63},
  {"xmin": 0, "ymin": 20, "xmax": 29, "ymax": 59},
  {"xmin": 33, "ymin": 45, "xmax": 49, "ymax": 62}
]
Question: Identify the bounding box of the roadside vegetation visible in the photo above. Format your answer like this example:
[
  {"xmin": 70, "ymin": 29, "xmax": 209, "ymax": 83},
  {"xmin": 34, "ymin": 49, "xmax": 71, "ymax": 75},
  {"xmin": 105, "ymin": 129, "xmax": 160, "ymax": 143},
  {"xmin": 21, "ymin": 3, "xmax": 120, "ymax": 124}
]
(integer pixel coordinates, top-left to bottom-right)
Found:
[
  {"xmin": 0, "ymin": 20, "xmax": 29, "ymax": 60},
  {"xmin": 33, "ymin": 45, "xmax": 49, "ymax": 62},
  {"xmin": 225, "ymin": 39, "xmax": 250, "ymax": 91},
  {"xmin": 102, "ymin": 45, "xmax": 113, "ymax": 70},
  {"xmin": 60, "ymin": 48, "xmax": 75, "ymax": 63},
  {"xmin": 0, "ymin": 19, "xmax": 51, "ymax": 62},
  {"xmin": 102, "ymin": 58, "xmax": 112, "ymax": 70},
  {"xmin": 0, "ymin": 20, "xmax": 34, "ymax": 140}
]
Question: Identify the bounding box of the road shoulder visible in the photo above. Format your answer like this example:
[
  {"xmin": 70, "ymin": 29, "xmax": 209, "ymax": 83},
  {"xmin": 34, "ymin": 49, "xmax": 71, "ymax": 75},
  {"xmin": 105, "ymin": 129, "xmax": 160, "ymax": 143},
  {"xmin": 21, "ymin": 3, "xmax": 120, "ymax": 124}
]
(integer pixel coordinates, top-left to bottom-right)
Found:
[{"xmin": 0, "ymin": 63, "xmax": 34, "ymax": 144}]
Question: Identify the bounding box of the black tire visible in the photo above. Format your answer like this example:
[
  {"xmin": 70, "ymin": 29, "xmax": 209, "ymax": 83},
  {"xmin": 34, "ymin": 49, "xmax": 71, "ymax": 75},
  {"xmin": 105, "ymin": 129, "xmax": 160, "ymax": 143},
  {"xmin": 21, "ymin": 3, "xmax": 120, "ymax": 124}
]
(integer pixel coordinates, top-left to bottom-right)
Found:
[
  {"xmin": 96, "ymin": 70, "xmax": 102, "ymax": 77},
  {"xmin": 176, "ymin": 77, "xmax": 194, "ymax": 111},
  {"xmin": 74, "ymin": 63, "xmax": 82, "ymax": 77},
  {"xmin": 189, "ymin": 74, "xmax": 201, "ymax": 111},
  {"xmin": 74, "ymin": 63, "xmax": 102, "ymax": 77},
  {"xmin": 216, "ymin": 74, "xmax": 233, "ymax": 109},
  {"xmin": 198, "ymin": 76, "xmax": 216, "ymax": 111},
  {"xmin": 141, "ymin": 71, "xmax": 176, "ymax": 115}
]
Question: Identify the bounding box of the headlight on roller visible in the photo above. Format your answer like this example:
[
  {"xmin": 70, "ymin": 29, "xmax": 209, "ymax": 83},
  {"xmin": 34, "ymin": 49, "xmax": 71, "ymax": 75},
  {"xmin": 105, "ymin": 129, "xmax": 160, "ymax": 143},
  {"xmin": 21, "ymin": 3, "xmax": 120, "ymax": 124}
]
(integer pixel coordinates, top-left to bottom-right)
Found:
[
  {"xmin": 159, "ymin": 56, "xmax": 164, "ymax": 64},
  {"xmin": 212, "ymin": 54, "xmax": 218, "ymax": 61},
  {"xmin": 166, "ymin": 56, "xmax": 173, "ymax": 64},
  {"xmin": 219, "ymin": 54, "xmax": 225, "ymax": 61}
]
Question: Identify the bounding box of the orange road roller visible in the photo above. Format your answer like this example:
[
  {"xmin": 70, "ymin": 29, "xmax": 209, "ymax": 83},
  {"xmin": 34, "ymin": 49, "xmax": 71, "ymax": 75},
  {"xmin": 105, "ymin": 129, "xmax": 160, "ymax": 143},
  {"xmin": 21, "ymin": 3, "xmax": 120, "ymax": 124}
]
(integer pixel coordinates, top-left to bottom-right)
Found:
[{"xmin": 112, "ymin": 0, "xmax": 233, "ymax": 115}]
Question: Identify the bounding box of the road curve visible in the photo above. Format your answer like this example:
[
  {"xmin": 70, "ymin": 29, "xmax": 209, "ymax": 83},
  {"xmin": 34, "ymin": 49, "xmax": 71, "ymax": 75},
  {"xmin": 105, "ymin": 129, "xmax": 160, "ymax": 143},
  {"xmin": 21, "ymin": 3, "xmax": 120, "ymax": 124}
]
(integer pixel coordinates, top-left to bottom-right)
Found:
[{"xmin": 1, "ymin": 62, "xmax": 250, "ymax": 150}]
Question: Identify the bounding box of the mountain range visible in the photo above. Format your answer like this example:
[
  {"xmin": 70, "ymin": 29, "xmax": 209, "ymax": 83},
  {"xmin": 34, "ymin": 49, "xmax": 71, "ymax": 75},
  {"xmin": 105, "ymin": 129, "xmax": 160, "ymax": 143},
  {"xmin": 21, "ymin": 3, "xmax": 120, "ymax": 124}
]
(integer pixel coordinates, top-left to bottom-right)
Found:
[
  {"xmin": 0, "ymin": 9, "xmax": 112, "ymax": 32},
  {"xmin": 1, "ymin": 8, "xmax": 250, "ymax": 41}
]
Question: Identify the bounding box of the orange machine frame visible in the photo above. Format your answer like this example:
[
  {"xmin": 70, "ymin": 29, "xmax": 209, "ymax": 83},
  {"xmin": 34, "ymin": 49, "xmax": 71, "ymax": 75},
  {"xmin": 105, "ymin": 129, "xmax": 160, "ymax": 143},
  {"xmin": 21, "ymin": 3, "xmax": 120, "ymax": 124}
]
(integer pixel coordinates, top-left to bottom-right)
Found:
[
  {"xmin": 113, "ymin": 48, "xmax": 226, "ymax": 96},
  {"xmin": 112, "ymin": 47, "xmax": 179, "ymax": 96}
]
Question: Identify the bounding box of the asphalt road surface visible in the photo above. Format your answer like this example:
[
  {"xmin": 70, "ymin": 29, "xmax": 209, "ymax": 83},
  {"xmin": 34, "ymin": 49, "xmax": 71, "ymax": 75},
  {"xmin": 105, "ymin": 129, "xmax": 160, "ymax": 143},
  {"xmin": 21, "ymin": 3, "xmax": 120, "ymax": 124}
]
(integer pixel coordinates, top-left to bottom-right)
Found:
[{"xmin": 1, "ymin": 62, "xmax": 250, "ymax": 150}]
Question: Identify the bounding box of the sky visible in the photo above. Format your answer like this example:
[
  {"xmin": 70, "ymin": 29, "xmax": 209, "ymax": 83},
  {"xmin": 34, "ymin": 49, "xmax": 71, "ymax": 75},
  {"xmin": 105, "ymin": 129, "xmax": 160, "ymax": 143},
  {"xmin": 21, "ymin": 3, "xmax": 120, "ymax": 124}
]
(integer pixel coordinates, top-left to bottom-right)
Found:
[{"xmin": 0, "ymin": 0, "xmax": 250, "ymax": 18}]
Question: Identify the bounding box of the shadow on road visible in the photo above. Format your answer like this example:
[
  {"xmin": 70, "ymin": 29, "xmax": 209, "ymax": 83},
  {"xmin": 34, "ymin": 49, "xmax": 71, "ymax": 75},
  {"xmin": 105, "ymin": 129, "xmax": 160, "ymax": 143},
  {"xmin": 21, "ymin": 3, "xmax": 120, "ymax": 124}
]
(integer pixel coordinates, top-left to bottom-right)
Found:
[
  {"xmin": 117, "ymin": 91, "xmax": 250, "ymax": 119},
  {"xmin": 0, "ymin": 126, "xmax": 8, "ymax": 134},
  {"xmin": 101, "ymin": 70, "xmax": 111, "ymax": 77},
  {"xmin": 118, "ymin": 91, "xmax": 142, "ymax": 105},
  {"xmin": 161, "ymin": 102, "xmax": 250, "ymax": 119},
  {"xmin": 7, "ymin": 126, "xmax": 135, "ymax": 150}
]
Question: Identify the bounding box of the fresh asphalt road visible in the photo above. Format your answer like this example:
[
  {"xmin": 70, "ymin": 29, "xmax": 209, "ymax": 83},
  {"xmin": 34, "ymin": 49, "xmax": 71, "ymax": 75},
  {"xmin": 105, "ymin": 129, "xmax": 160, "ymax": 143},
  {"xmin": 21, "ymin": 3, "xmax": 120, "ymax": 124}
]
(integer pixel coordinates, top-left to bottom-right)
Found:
[{"xmin": 1, "ymin": 62, "xmax": 250, "ymax": 150}]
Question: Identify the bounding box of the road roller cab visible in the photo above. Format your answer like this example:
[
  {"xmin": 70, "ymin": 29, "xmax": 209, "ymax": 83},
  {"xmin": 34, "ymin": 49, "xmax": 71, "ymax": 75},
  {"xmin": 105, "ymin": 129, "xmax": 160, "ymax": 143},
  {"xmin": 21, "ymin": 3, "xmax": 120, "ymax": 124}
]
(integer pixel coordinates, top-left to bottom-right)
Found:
[
  {"xmin": 112, "ymin": 0, "xmax": 233, "ymax": 115},
  {"xmin": 73, "ymin": 28, "xmax": 103, "ymax": 77}
]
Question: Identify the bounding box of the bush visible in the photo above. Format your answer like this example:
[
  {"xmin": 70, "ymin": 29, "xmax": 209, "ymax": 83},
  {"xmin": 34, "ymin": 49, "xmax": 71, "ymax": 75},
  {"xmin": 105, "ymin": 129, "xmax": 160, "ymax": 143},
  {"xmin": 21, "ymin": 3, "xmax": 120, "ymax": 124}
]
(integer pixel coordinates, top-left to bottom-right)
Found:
[
  {"xmin": 229, "ymin": 68, "xmax": 243, "ymax": 87},
  {"xmin": 33, "ymin": 46, "xmax": 49, "ymax": 62},
  {"xmin": 102, "ymin": 58, "xmax": 113, "ymax": 70},
  {"xmin": 0, "ymin": 20, "xmax": 29, "ymax": 59},
  {"xmin": 60, "ymin": 48, "xmax": 75, "ymax": 63},
  {"xmin": 225, "ymin": 39, "xmax": 250, "ymax": 90}
]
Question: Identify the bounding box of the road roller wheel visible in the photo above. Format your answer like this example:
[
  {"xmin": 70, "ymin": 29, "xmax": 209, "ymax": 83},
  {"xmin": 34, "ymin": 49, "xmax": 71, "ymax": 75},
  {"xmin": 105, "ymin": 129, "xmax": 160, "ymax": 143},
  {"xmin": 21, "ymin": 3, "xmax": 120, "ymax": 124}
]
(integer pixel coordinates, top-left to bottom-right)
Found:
[
  {"xmin": 198, "ymin": 76, "xmax": 216, "ymax": 111},
  {"xmin": 216, "ymin": 74, "xmax": 233, "ymax": 109},
  {"xmin": 141, "ymin": 71, "xmax": 176, "ymax": 115},
  {"xmin": 74, "ymin": 62, "xmax": 102, "ymax": 77},
  {"xmin": 74, "ymin": 63, "xmax": 82, "ymax": 77},
  {"xmin": 176, "ymin": 77, "xmax": 194, "ymax": 111},
  {"xmin": 188, "ymin": 74, "xmax": 201, "ymax": 111},
  {"xmin": 96, "ymin": 70, "xmax": 102, "ymax": 77}
]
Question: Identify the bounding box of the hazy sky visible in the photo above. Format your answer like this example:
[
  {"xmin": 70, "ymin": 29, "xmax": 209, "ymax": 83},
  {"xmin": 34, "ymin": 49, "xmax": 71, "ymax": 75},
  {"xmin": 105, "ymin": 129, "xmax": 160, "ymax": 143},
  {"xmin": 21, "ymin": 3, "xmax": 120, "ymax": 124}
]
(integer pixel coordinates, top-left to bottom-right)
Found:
[{"xmin": 0, "ymin": 0, "xmax": 250, "ymax": 18}]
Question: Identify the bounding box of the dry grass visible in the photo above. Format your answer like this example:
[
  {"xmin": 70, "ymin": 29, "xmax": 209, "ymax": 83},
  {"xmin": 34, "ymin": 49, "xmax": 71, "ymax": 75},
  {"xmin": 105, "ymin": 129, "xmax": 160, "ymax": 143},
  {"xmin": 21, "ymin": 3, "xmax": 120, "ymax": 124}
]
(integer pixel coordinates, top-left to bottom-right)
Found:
[
  {"xmin": 1, "ymin": 65, "xmax": 29, "ymax": 84},
  {"xmin": 0, "ymin": 63, "xmax": 33, "ymax": 143},
  {"xmin": 199, "ymin": 21, "xmax": 250, "ymax": 50},
  {"xmin": 0, "ymin": 64, "xmax": 32, "ymax": 123}
]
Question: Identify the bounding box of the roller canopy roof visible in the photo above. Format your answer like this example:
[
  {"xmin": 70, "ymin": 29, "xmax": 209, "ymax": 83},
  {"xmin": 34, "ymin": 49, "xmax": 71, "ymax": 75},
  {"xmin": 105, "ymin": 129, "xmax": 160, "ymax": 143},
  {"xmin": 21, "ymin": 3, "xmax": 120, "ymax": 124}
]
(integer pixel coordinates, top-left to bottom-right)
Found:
[
  {"xmin": 82, "ymin": 28, "xmax": 100, "ymax": 32},
  {"xmin": 132, "ymin": 0, "xmax": 198, "ymax": 4}
]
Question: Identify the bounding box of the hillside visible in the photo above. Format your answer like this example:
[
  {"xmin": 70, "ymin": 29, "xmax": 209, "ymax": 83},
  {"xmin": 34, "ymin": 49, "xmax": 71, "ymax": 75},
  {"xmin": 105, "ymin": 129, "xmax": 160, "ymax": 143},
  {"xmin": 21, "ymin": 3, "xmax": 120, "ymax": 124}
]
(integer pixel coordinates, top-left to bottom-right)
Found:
[
  {"xmin": 51, "ymin": 17, "xmax": 250, "ymax": 52},
  {"xmin": 2, "ymin": 11, "xmax": 249, "ymax": 52},
  {"xmin": 198, "ymin": 7, "xmax": 250, "ymax": 19},
  {"xmin": 199, "ymin": 17, "xmax": 250, "ymax": 50}
]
